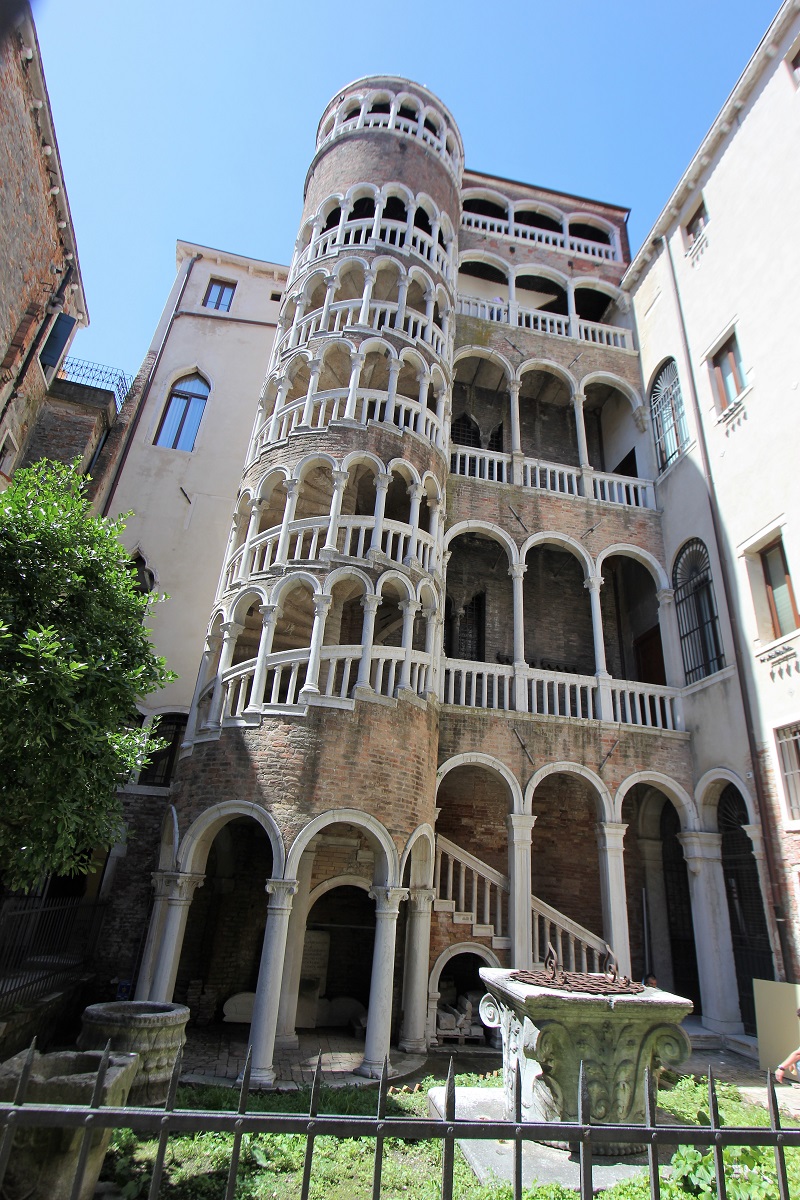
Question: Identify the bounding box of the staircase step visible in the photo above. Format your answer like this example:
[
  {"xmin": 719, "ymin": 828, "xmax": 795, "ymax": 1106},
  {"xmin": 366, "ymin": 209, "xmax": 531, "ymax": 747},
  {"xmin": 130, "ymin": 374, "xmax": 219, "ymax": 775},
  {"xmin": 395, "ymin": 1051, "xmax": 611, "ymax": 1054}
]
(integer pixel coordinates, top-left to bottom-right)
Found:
[
  {"xmin": 472, "ymin": 924, "xmax": 494, "ymax": 938},
  {"xmin": 492, "ymin": 936, "xmax": 512, "ymax": 950},
  {"xmin": 433, "ymin": 900, "xmax": 455, "ymax": 913},
  {"xmin": 453, "ymin": 912, "xmax": 474, "ymax": 924},
  {"xmin": 725, "ymin": 1033, "xmax": 759, "ymax": 1062}
]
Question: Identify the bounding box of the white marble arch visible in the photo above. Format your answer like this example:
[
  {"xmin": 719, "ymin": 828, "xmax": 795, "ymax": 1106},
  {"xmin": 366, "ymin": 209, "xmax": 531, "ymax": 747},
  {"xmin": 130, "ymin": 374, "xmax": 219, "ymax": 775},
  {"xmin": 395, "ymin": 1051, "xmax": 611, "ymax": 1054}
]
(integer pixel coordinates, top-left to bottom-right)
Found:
[
  {"xmin": 400, "ymin": 823, "xmax": 435, "ymax": 888},
  {"xmin": 178, "ymin": 798, "xmax": 286, "ymax": 878},
  {"xmin": 524, "ymin": 761, "xmax": 613, "ymax": 821},
  {"xmin": 436, "ymin": 752, "xmax": 524, "ymax": 815},
  {"xmin": 452, "ymin": 344, "xmax": 514, "ymax": 381},
  {"xmin": 695, "ymin": 768, "xmax": 758, "ymax": 830},
  {"xmin": 520, "ymin": 530, "xmax": 594, "ymax": 579},
  {"xmin": 614, "ymin": 770, "xmax": 698, "ymax": 830},
  {"xmin": 426, "ymin": 942, "xmax": 502, "ymax": 1046},
  {"xmin": 157, "ymin": 804, "xmax": 180, "ymax": 871},
  {"xmin": 285, "ymin": 808, "xmax": 400, "ymax": 886},
  {"xmin": 595, "ymin": 543, "xmax": 669, "ymax": 592},
  {"xmin": 444, "ymin": 519, "xmax": 518, "ymax": 563},
  {"xmin": 306, "ymin": 873, "xmax": 371, "ymax": 908},
  {"xmin": 516, "ymin": 357, "xmax": 579, "ymax": 395}
]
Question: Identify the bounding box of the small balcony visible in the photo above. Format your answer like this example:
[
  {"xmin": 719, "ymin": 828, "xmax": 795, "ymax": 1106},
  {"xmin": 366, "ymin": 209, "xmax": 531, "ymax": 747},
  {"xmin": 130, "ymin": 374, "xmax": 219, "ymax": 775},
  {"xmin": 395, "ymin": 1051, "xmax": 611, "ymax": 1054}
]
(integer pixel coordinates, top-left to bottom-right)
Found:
[
  {"xmin": 456, "ymin": 294, "xmax": 632, "ymax": 351},
  {"xmin": 449, "ymin": 445, "xmax": 655, "ymax": 509},
  {"xmin": 461, "ymin": 209, "xmax": 618, "ymax": 261}
]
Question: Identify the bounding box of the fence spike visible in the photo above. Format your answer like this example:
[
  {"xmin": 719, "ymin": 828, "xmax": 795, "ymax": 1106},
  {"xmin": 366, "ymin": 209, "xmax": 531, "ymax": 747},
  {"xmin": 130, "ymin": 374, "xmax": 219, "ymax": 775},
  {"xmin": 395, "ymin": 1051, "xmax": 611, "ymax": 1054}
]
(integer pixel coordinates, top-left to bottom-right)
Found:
[
  {"xmin": 707, "ymin": 1069, "xmax": 727, "ymax": 1200},
  {"xmin": 767, "ymin": 1070, "xmax": 791, "ymax": 1200},
  {"xmin": 148, "ymin": 1046, "xmax": 183, "ymax": 1200},
  {"xmin": 644, "ymin": 1066, "xmax": 660, "ymax": 1200},
  {"xmin": 0, "ymin": 1038, "xmax": 37, "ymax": 1190},
  {"xmin": 371, "ymin": 1056, "xmax": 390, "ymax": 1200},
  {"xmin": 513, "ymin": 1058, "xmax": 522, "ymax": 1200},
  {"xmin": 238, "ymin": 1045, "xmax": 253, "ymax": 1115},
  {"xmin": 577, "ymin": 1061, "xmax": 592, "ymax": 1200},
  {"xmin": 300, "ymin": 1053, "xmax": 323, "ymax": 1200},
  {"xmin": 441, "ymin": 1057, "xmax": 456, "ymax": 1200},
  {"xmin": 69, "ymin": 1042, "xmax": 112, "ymax": 1200},
  {"xmin": 224, "ymin": 1046, "xmax": 253, "ymax": 1200}
]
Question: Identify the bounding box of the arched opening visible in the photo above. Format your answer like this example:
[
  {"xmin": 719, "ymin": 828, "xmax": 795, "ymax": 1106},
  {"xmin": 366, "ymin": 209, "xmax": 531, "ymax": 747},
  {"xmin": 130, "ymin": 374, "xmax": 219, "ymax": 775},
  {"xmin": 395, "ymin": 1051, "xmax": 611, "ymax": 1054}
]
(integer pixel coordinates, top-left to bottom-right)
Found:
[
  {"xmin": 321, "ymin": 575, "xmax": 367, "ymax": 697},
  {"xmin": 301, "ymin": 885, "xmax": 374, "ymax": 1032},
  {"xmin": 176, "ymin": 818, "xmax": 274, "ymax": 1021},
  {"xmin": 673, "ymin": 540, "xmax": 725, "ymax": 685},
  {"xmin": 530, "ymin": 773, "xmax": 604, "ymax": 948},
  {"xmin": 518, "ymin": 367, "xmax": 576, "ymax": 467},
  {"xmin": 515, "ymin": 273, "xmax": 568, "ymax": 317},
  {"xmin": 451, "ymin": 354, "xmax": 510, "ymax": 478},
  {"xmin": 458, "ymin": 260, "xmax": 508, "ymax": 317},
  {"xmin": 574, "ymin": 285, "xmax": 614, "ymax": 324},
  {"xmin": 445, "ymin": 533, "xmax": 513, "ymax": 666},
  {"xmin": 515, "ymin": 208, "xmax": 562, "ymax": 234},
  {"xmin": 523, "ymin": 544, "xmax": 593, "ymax": 675},
  {"xmin": 718, "ymin": 785, "xmax": 773, "ymax": 1033},
  {"xmin": 600, "ymin": 555, "xmax": 665, "ymax": 685},
  {"xmin": 583, "ymin": 379, "xmax": 644, "ymax": 480},
  {"xmin": 436, "ymin": 764, "xmax": 511, "ymax": 875},
  {"xmin": 569, "ymin": 219, "xmax": 611, "ymax": 246},
  {"xmin": 463, "ymin": 196, "xmax": 508, "ymax": 222},
  {"xmin": 435, "ymin": 951, "xmax": 492, "ymax": 1046},
  {"xmin": 660, "ymin": 801, "xmax": 701, "ymax": 1010}
]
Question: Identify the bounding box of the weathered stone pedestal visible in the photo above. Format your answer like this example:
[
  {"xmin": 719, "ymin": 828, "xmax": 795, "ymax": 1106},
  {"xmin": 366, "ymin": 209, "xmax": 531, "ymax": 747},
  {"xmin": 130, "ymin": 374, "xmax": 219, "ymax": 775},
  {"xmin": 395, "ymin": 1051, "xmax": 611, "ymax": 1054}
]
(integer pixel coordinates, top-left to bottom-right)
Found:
[
  {"xmin": 0, "ymin": 1049, "xmax": 139, "ymax": 1200},
  {"xmin": 479, "ymin": 967, "xmax": 692, "ymax": 1155},
  {"xmin": 77, "ymin": 1000, "xmax": 189, "ymax": 1105}
]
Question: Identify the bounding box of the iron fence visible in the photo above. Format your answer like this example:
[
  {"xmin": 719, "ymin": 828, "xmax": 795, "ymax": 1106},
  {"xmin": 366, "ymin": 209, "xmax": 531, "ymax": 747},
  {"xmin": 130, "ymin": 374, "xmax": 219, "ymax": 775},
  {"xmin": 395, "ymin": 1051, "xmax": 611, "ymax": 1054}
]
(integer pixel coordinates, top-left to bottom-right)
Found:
[
  {"xmin": 58, "ymin": 357, "xmax": 133, "ymax": 411},
  {"xmin": 0, "ymin": 897, "xmax": 106, "ymax": 1016},
  {"xmin": 0, "ymin": 1044, "xmax": 797, "ymax": 1200}
]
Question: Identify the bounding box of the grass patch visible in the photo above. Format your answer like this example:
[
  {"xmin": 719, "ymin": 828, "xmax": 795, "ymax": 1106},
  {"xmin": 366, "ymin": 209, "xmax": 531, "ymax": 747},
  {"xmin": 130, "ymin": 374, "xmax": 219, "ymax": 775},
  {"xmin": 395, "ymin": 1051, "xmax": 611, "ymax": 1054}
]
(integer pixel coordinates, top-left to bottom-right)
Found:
[{"xmin": 100, "ymin": 1072, "xmax": 799, "ymax": 1199}]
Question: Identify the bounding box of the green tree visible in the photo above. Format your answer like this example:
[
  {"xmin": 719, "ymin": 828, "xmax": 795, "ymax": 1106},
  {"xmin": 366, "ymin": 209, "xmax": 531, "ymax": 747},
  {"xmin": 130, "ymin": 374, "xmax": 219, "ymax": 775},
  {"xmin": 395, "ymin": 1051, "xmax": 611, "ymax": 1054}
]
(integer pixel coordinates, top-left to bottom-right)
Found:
[{"xmin": 0, "ymin": 460, "xmax": 173, "ymax": 892}]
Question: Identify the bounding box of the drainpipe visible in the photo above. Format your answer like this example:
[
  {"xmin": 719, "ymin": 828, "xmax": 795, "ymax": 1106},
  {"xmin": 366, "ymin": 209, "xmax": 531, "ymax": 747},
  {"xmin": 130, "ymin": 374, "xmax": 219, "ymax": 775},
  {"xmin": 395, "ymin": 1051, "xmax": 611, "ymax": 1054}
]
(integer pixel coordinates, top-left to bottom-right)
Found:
[
  {"xmin": 101, "ymin": 253, "xmax": 202, "ymax": 516},
  {"xmin": 659, "ymin": 233, "xmax": 791, "ymax": 980}
]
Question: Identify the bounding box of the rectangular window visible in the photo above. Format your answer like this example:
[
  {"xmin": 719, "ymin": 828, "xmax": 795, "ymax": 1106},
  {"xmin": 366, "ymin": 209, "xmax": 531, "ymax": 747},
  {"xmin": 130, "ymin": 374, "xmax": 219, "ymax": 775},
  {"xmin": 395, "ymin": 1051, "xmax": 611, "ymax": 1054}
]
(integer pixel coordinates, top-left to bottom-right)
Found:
[
  {"xmin": 711, "ymin": 334, "xmax": 746, "ymax": 409},
  {"xmin": 686, "ymin": 201, "xmax": 708, "ymax": 247},
  {"xmin": 760, "ymin": 539, "xmax": 799, "ymax": 639},
  {"xmin": 39, "ymin": 312, "xmax": 77, "ymax": 378},
  {"xmin": 203, "ymin": 279, "xmax": 235, "ymax": 312},
  {"xmin": 776, "ymin": 723, "xmax": 800, "ymax": 820}
]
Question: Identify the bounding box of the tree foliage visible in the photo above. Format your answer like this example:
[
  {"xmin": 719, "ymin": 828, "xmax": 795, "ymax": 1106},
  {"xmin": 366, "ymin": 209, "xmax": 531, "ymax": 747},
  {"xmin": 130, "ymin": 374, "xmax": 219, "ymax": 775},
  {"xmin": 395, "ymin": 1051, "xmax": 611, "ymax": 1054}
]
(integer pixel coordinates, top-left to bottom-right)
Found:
[{"xmin": 0, "ymin": 461, "xmax": 173, "ymax": 891}]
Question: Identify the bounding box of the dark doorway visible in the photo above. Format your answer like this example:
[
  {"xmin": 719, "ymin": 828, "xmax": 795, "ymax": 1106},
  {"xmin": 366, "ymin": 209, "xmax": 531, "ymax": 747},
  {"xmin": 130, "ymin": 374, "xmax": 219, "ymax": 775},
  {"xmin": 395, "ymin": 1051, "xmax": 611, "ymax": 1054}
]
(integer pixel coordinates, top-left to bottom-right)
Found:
[
  {"xmin": 718, "ymin": 786, "xmax": 774, "ymax": 1034},
  {"xmin": 660, "ymin": 803, "xmax": 701, "ymax": 1012},
  {"xmin": 634, "ymin": 626, "xmax": 667, "ymax": 685}
]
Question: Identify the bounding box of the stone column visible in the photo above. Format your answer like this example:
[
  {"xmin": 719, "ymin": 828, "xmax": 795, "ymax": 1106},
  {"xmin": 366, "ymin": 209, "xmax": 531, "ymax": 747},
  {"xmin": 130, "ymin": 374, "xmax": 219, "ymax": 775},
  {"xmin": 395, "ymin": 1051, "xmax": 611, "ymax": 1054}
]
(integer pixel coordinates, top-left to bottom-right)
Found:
[
  {"xmin": 742, "ymin": 823, "xmax": 782, "ymax": 977},
  {"xmin": 323, "ymin": 469, "xmax": 349, "ymax": 553},
  {"xmin": 393, "ymin": 277, "xmax": 410, "ymax": 332},
  {"xmin": 267, "ymin": 377, "xmax": 291, "ymax": 442},
  {"xmin": 300, "ymin": 359, "xmax": 323, "ymax": 427},
  {"xmin": 288, "ymin": 297, "xmax": 308, "ymax": 349},
  {"xmin": 318, "ymin": 274, "xmax": 337, "ymax": 333},
  {"xmin": 236, "ymin": 500, "xmax": 264, "ymax": 583},
  {"xmin": 299, "ymin": 594, "xmax": 332, "ymax": 699},
  {"xmin": 509, "ymin": 563, "xmax": 527, "ymax": 667},
  {"xmin": 397, "ymin": 600, "xmax": 422, "ymax": 692},
  {"xmin": 585, "ymin": 576, "xmax": 612, "ymax": 721},
  {"xmin": 250, "ymin": 879, "xmax": 299, "ymax": 1088},
  {"xmin": 355, "ymin": 887, "xmax": 408, "ymax": 1077},
  {"xmin": 657, "ymin": 587, "xmax": 686, "ymax": 695},
  {"xmin": 134, "ymin": 871, "xmax": 173, "ymax": 1001},
  {"xmin": 638, "ymin": 835, "xmax": 675, "ymax": 991},
  {"xmin": 370, "ymin": 195, "xmax": 386, "ymax": 241},
  {"xmin": 679, "ymin": 832, "xmax": 743, "ymax": 1033},
  {"xmin": 244, "ymin": 604, "xmax": 280, "ymax": 714},
  {"xmin": 185, "ymin": 630, "xmax": 221, "ymax": 740},
  {"xmin": 357, "ymin": 270, "xmax": 376, "ymax": 327},
  {"xmin": 368, "ymin": 472, "xmax": 391, "ymax": 556},
  {"xmin": 276, "ymin": 852, "xmax": 316, "ymax": 1048},
  {"xmin": 399, "ymin": 888, "xmax": 436, "ymax": 1052},
  {"xmin": 423, "ymin": 289, "xmax": 435, "ymax": 343},
  {"xmin": 148, "ymin": 872, "xmax": 205, "ymax": 1002},
  {"xmin": 344, "ymin": 350, "xmax": 365, "ymax": 420},
  {"xmin": 335, "ymin": 199, "xmax": 352, "ymax": 245},
  {"xmin": 274, "ymin": 479, "xmax": 301, "ymax": 565},
  {"xmin": 405, "ymin": 483, "xmax": 424, "ymax": 565},
  {"xmin": 508, "ymin": 815, "xmax": 536, "ymax": 969},
  {"xmin": 355, "ymin": 594, "xmax": 381, "ymax": 691},
  {"xmin": 206, "ymin": 621, "xmax": 243, "ymax": 726},
  {"xmin": 386, "ymin": 357, "xmax": 402, "ymax": 414},
  {"xmin": 566, "ymin": 281, "xmax": 578, "ymax": 340},
  {"xmin": 596, "ymin": 822, "xmax": 631, "ymax": 976},
  {"xmin": 508, "ymin": 380, "xmax": 522, "ymax": 483}
]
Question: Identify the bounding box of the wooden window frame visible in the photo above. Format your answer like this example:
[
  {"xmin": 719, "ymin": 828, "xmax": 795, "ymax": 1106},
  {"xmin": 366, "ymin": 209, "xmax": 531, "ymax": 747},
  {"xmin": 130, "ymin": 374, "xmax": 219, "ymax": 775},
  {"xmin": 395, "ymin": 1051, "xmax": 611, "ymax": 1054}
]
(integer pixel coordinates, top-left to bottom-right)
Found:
[
  {"xmin": 202, "ymin": 279, "xmax": 236, "ymax": 312},
  {"xmin": 760, "ymin": 538, "xmax": 800, "ymax": 639},
  {"xmin": 711, "ymin": 334, "xmax": 745, "ymax": 410}
]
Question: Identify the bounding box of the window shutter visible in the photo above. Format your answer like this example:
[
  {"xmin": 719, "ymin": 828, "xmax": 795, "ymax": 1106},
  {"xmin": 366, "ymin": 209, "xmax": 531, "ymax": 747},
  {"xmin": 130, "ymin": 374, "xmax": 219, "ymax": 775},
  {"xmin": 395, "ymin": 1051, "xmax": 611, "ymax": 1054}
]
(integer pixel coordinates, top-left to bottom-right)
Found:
[{"xmin": 40, "ymin": 313, "xmax": 76, "ymax": 368}]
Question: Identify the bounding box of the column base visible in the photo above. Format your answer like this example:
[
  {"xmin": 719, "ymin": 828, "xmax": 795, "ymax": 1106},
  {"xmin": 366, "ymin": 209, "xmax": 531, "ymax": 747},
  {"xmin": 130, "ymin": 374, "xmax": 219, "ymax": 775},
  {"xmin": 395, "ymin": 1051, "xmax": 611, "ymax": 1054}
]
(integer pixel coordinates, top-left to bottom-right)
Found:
[
  {"xmin": 244, "ymin": 1067, "xmax": 277, "ymax": 1089},
  {"xmin": 297, "ymin": 685, "xmax": 320, "ymax": 703},
  {"xmin": 398, "ymin": 1037, "xmax": 427, "ymax": 1054},
  {"xmin": 353, "ymin": 1057, "xmax": 392, "ymax": 1079},
  {"xmin": 274, "ymin": 1033, "xmax": 299, "ymax": 1050}
]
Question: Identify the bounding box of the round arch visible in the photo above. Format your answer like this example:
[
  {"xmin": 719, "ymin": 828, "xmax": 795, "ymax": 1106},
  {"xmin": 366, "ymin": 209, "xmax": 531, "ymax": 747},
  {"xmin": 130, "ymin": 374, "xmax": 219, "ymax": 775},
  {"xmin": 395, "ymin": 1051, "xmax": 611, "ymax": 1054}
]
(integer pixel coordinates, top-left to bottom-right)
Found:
[
  {"xmin": 511, "ymin": 262, "xmax": 570, "ymax": 291},
  {"xmin": 323, "ymin": 565, "xmax": 374, "ymax": 596},
  {"xmin": 596, "ymin": 543, "xmax": 669, "ymax": 591},
  {"xmin": 268, "ymin": 571, "xmax": 323, "ymax": 609},
  {"xmin": 524, "ymin": 762, "xmax": 612, "ymax": 820},
  {"xmin": 400, "ymin": 824, "xmax": 435, "ymax": 888},
  {"xmin": 291, "ymin": 451, "xmax": 339, "ymax": 482},
  {"xmin": 444, "ymin": 520, "xmax": 518, "ymax": 563},
  {"xmin": 376, "ymin": 569, "xmax": 415, "ymax": 601},
  {"xmin": 695, "ymin": 769, "xmax": 758, "ymax": 829},
  {"xmin": 520, "ymin": 531, "xmax": 593, "ymax": 578},
  {"xmin": 437, "ymin": 752, "xmax": 524, "ymax": 815},
  {"xmin": 428, "ymin": 942, "xmax": 501, "ymax": 999},
  {"xmin": 306, "ymin": 874, "xmax": 371, "ymax": 909},
  {"xmin": 517, "ymin": 357, "xmax": 578, "ymax": 394},
  {"xmin": 178, "ymin": 799, "xmax": 286, "ymax": 878},
  {"xmin": 229, "ymin": 587, "xmax": 269, "ymax": 624},
  {"xmin": 285, "ymin": 809, "xmax": 400, "ymax": 885},
  {"xmin": 614, "ymin": 771, "xmax": 698, "ymax": 829},
  {"xmin": 580, "ymin": 370, "xmax": 643, "ymax": 414},
  {"xmin": 453, "ymin": 345, "xmax": 514, "ymax": 381}
]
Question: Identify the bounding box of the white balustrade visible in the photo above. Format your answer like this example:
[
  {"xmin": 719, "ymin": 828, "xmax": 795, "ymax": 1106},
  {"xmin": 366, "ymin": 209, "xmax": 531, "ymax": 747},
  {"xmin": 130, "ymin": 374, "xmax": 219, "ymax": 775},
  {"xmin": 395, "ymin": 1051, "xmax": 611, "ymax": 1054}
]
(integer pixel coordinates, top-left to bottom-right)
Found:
[
  {"xmin": 276, "ymin": 298, "xmax": 446, "ymax": 359},
  {"xmin": 291, "ymin": 219, "xmax": 452, "ymax": 285},
  {"xmin": 434, "ymin": 835, "xmax": 508, "ymax": 937},
  {"xmin": 460, "ymin": 211, "xmax": 617, "ymax": 261},
  {"xmin": 519, "ymin": 457, "xmax": 580, "ymax": 495},
  {"xmin": 530, "ymin": 894, "xmax": 607, "ymax": 970},
  {"xmin": 221, "ymin": 546, "xmax": 245, "ymax": 592},
  {"xmin": 450, "ymin": 447, "xmax": 510, "ymax": 483},
  {"xmin": 317, "ymin": 108, "xmax": 461, "ymax": 178},
  {"xmin": 609, "ymin": 680, "xmax": 681, "ymax": 731},
  {"xmin": 577, "ymin": 319, "xmax": 631, "ymax": 350},
  {"xmin": 220, "ymin": 660, "xmax": 256, "ymax": 719},
  {"xmin": 440, "ymin": 660, "xmax": 515, "ymax": 709},
  {"xmin": 515, "ymin": 303, "xmax": 570, "ymax": 337},
  {"xmin": 455, "ymin": 295, "xmax": 507, "ymax": 323},
  {"xmin": 523, "ymin": 668, "xmax": 597, "ymax": 720},
  {"xmin": 317, "ymin": 646, "xmax": 362, "ymax": 700},
  {"xmin": 591, "ymin": 471, "xmax": 654, "ymax": 509},
  {"xmin": 370, "ymin": 646, "xmax": 405, "ymax": 697}
]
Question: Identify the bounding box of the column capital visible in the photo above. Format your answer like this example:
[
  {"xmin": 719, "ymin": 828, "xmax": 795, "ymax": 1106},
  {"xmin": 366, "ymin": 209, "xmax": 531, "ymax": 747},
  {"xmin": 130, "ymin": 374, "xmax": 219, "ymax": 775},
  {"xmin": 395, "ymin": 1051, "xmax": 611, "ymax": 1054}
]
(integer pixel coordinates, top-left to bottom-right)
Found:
[
  {"xmin": 507, "ymin": 813, "xmax": 537, "ymax": 838},
  {"xmin": 399, "ymin": 599, "xmax": 422, "ymax": 615},
  {"xmin": 248, "ymin": 497, "xmax": 265, "ymax": 515},
  {"xmin": 573, "ymin": 390, "xmax": 586, "ymax": 407},
  {"xmin": 331, "ymin": 469, "xmax": 350, "ymax": 488},
  {"xmin": 369, "ymin": 885, "xmax": 409, "ymax": 914},
  {"xmin": 408, "ymin": 887, "xmax": 436, "ymax": 912},
  {"xmin": 308, "ymin": 357, "xmax": 323, "ymax": 375},
  {"xmin": 155, "ymin": 870, "xmax": 205, "ymax": 904},
  {"xmin": 361, "ymin": 593, "xmax": 381, "ymax": 614},
  {"xmin": 283, "ymin": 477, "xmax": 301, "ymax": 498},
  {"xmin": 584, "ymin": 576, "xmax": 603, "ymax": 593},
  {"xmin": 312, "ymin": 593, "xmax": 333, "ymax": 616},
  {"xmin": 508, "ymin": 379, "xmax": 521, "ymax": 396},
  {"xmin": 266, "ymin": 878, "xmax": 299, "ymax": 912},
  {"xmin": 323, "ymin": 272, "xmax": 337, "ymax": 287},
  {"xmin": 258, "ymin": 603, "xmax": 281, "ymax": 623},
  {"xmin": 374, "ymin": 472, "xmax": 392, "ymax": 492},
  {"xmin": 678, "ymin": 830, "xmax": 723, "ymax": 872},
  {"xmin": 221, "ymin": 620, "xmax": 244, "ymax": 638},
  {"xmin": 350, "ymin": 348, "xmax": 366, "ymax": 364},
  {"xmin": 407, "ymin": 482, "xmax": 425, "ymax": 500},
  {"xmin": 596, "ymin": 821, "xmax": 628, "ymax": 852},
  {"xmin": 741, "ymin": 823, "xmax": 765, "ymax": 855},
  {"xmin": 657, "ymin": 587, "xmax": 675, "ymax": 606},
  {"xmin": 508, "ymin": 563, "xmax": 527, "ymax": 580}
]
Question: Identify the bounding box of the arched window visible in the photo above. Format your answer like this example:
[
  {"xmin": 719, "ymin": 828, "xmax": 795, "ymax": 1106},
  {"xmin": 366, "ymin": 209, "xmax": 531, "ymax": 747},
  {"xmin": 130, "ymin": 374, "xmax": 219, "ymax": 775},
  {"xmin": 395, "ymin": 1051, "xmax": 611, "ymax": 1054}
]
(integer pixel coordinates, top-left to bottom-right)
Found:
[
  {"xmin": 650, "ymin": 359, "xmax": 688, "ymax": 470},
  {"xmin": 673, "ymin": 539, "xmax": 725, "ymax": 683},
  {"xmin": 155, "ymin": 374, "xmax": 210, "ymax": 451}
]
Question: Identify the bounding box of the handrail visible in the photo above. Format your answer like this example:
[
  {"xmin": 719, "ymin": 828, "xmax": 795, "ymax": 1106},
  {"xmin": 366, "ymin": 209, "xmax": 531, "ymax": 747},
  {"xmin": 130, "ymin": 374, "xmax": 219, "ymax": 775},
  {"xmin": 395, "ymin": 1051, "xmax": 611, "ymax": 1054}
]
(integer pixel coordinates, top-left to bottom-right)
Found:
[{"xmin": 436, "ymin": 835, "xmax": 509, "ymax": 892}]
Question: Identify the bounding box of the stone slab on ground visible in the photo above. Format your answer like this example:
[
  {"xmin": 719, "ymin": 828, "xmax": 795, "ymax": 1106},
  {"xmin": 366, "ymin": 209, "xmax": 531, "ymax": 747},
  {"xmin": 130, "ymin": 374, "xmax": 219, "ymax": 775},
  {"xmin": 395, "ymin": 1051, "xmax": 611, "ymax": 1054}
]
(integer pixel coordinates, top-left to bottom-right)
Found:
[{"xmin": 428, "ymin": 1086, "xmax": 674, "ymax": 1193}]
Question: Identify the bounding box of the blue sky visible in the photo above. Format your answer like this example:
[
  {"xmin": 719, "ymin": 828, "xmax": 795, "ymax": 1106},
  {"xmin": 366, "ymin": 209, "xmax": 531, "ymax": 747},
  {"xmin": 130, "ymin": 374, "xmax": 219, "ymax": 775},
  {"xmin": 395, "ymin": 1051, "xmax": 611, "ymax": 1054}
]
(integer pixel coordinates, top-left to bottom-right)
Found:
[{"xmin": 33, "ymin": 0, "xmax": 779, "ymax": 376}]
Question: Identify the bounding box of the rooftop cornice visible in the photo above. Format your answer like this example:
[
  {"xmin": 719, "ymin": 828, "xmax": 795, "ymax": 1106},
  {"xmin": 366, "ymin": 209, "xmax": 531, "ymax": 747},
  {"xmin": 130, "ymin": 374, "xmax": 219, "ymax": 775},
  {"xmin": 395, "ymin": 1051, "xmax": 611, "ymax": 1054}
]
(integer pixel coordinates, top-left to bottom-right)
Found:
[
  {"xmin": 175, "ymin": 240, "xmax": 289, "ymax": 277},
  {"xmin": 623, "ymin": 0, "xmax": 800, "ymax": 287}
]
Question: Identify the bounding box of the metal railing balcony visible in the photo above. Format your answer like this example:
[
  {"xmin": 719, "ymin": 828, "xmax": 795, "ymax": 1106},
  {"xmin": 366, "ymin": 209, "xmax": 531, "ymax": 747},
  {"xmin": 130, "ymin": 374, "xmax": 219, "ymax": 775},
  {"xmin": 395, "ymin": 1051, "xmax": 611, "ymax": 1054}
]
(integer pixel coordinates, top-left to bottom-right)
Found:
[{"xmin": 58, "ymin": 357, "xmax": 133, "ymax": 411}]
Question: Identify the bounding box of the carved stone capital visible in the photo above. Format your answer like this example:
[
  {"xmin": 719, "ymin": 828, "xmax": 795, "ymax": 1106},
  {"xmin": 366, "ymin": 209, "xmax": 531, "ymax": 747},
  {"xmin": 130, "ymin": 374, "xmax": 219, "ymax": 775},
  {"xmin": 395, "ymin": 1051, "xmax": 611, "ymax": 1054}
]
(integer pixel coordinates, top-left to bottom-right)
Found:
[{"xmin": 368, "ymin": 885, "xmax": 408, "ymax": 915}]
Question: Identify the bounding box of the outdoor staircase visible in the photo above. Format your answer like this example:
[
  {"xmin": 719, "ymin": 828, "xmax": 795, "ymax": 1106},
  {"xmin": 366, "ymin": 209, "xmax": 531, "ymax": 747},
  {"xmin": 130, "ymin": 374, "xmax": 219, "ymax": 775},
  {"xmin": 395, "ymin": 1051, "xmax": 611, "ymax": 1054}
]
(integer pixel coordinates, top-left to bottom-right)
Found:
[{"xmin": 433, "ymin": 835, "xmax": 607, "ymax": 968}]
